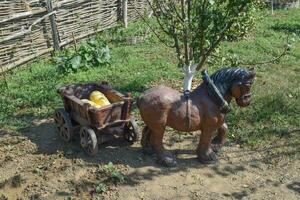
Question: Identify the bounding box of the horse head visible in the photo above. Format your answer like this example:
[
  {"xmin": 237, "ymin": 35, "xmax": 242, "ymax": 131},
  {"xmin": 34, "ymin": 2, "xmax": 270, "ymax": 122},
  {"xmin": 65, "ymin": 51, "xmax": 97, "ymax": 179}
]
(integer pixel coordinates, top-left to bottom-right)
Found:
[
  {"xmin": 210, "ymin": 67, "xmax": 256, "ymax": 108},
  {"xmin": 230, "ymin": 69, "xmax": 255, "ymax": 107}
]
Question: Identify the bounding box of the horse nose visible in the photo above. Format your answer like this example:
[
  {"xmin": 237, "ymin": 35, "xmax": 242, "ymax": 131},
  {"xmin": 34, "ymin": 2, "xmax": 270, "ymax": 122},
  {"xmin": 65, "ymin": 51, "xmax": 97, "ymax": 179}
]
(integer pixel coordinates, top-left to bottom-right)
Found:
[{"xmin": 244, "ymin": 94, "xmax": 251, "ymax": 99}]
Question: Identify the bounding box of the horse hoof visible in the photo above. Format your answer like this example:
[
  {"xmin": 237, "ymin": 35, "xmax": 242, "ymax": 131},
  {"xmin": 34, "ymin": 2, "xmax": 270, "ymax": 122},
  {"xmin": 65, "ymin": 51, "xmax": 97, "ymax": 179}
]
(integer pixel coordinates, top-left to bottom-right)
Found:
[
  {"xmin": 157, "ymin": 157, "xmax": 178, "ymax": 167},
  {"xmin": 211, "ymin": 143, "xmax": 223, "ymax": 154},
  {"xmin": 157, "ymin": 151, "xmax": 178, "ymax": 167},
  {"xmin": 197, "ymin": 149, "xmax": 218, "ymax": 164},
  {"xmin": 142, "ymin": 147, "xmax": 156, "ymax": 155},
  {"xmin": 211, "ymin": 137, "xmax": 224, "ymax": 154}
]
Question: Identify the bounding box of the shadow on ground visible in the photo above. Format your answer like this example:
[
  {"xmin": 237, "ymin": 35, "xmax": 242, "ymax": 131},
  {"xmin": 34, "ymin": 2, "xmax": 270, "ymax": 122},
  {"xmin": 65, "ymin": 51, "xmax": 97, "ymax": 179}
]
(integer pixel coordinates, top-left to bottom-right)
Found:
[
  {"xmin": 17, "ymin": 118, "xmax": 300, "ymax": 182},
  {"xmin": 287, "ymin": 182, "xmax": 300, "ymax": 194},
  {"xmin": 0, "ymin": 117, "xmax": 297, "ymax": 199}
]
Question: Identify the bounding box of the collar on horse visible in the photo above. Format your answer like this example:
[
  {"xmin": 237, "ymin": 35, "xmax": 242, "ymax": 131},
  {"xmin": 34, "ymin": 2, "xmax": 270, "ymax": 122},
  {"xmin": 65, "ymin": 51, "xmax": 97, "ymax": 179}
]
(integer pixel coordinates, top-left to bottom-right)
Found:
[
  {"xmin": 202, "ymin": 70, "xmax": 231, "ymax": 114},
  {"xmin": 183, "ymin": 90, "xmax": 191, "ymax": 129}
]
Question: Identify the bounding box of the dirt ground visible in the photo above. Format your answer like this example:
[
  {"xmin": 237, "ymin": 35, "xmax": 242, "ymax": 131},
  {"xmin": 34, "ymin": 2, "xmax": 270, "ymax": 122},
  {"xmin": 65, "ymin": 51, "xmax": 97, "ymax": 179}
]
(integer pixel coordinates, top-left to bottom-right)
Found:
[{"xmin": 0, "ymin": 118, "xmax": 299, "ymax": 200}]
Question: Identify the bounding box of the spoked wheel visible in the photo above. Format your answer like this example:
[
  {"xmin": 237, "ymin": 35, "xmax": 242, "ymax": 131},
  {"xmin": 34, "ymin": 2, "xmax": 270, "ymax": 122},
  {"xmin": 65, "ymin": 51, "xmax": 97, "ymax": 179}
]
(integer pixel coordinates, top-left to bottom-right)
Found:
[
  {"xmin": 124, "ymin": 118, "xmax": 139, "ymax": 144},
  {"xmin": 80, "ymin": 126, "xmax": 98, "ymax": 156},
  {"xmin": 54, "ymin": 108, "xmax": 74, "ymax": 142}
]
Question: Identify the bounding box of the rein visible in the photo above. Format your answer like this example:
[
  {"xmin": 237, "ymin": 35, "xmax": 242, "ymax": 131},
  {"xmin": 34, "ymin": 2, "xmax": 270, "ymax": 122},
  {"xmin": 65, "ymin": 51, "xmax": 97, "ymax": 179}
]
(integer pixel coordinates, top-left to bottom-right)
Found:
[
  {"xmin": 184, "ymin": 90, "xmax": 191, "ymax": 130},
  {"xmin": 202, "ymin": 70, "xmax": 231, "ymax": 114},
  {"xmin": 183, "ymin": 70, "xmax": 233, "ymax": 129}
]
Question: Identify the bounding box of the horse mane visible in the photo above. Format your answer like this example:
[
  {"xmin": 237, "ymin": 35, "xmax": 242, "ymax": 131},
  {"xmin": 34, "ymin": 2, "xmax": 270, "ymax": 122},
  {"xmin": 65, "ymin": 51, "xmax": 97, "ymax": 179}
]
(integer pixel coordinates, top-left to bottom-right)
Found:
[{"xmin": 210, "ymin": 67, "xmax": 251, "ymax": 96}]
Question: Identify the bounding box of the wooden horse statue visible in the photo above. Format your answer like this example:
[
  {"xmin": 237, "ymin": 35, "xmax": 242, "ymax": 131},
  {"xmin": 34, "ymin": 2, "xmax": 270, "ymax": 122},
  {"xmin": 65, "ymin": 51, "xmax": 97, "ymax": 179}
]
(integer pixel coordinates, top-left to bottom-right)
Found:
[{"xmin": 137, "ymin": 67, "xmax": 255, "ymax": 167}]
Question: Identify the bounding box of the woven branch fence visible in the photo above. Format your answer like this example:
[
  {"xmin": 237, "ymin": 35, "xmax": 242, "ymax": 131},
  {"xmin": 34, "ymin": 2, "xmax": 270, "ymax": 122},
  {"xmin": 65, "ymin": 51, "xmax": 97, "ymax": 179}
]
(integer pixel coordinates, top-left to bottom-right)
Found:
[{"xmin": 0, "ymin": 0, "xmax": 150, "ymax": 72}]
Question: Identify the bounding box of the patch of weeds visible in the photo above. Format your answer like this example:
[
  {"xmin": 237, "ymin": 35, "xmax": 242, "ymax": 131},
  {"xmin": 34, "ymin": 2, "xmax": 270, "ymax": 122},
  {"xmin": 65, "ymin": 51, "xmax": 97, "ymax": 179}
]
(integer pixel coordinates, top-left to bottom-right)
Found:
[
  {"xmin": 33, "ymin": 168, "xmax": 44, "ymax": 177},
  {"xmin": 54, "ymin": 36, "xmax": 110, "ymax": 74},
  {"xmin": 89, "ymin": 162, "xmax": 125, "ymax": 196},
  {"xmin": 103, "ymin": 162, "xmax": 125, "ymax": 183},
  {"xmin": 95, "ymin": 182, "xmax": 107, "ymax": 194},
  {"xmin": 32, "ymin": 165, "xmax": 48, "ymax": 177}
]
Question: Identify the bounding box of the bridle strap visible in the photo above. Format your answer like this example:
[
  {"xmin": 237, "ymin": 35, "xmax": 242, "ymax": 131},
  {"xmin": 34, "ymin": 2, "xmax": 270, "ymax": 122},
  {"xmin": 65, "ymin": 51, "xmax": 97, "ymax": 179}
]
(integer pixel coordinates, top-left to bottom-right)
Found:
[
  {"xmin": 202, "ymin": 70, "xmax": 231, "ymax": 114},
  {"xmin": 184, "ymin": 90, "xmax": 191, "ymax": 130}
]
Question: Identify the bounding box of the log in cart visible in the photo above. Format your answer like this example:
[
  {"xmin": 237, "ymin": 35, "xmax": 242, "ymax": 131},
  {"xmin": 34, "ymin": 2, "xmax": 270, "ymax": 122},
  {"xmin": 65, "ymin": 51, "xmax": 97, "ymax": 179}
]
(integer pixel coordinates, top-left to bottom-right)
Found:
[{"xmin": 54, "ymin": 82, "xmax": 139, "ymax": 156}]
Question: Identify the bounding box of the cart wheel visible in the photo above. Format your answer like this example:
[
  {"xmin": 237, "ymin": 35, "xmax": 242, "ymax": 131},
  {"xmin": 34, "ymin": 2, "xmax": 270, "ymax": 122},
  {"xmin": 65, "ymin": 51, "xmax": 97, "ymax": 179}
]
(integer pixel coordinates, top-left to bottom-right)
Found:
[
  {"xmin": 124, "ymin": 118, "xmax": 139, "ymax": 143},
  {"xmin": 54, "ymin": 108, "xmax": 74, "ymax": 142},
  {"xmin": 80, "ymin": 126, "xmax": 98, "ymax": 156}
]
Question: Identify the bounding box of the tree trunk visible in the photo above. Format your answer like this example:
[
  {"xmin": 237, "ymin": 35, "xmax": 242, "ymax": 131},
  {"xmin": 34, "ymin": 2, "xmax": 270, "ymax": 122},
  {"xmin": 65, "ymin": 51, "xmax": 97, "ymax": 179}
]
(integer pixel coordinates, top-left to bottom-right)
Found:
[{"xmin": 183, "ymin": 64, "xmax": 197, "ymax": 91}]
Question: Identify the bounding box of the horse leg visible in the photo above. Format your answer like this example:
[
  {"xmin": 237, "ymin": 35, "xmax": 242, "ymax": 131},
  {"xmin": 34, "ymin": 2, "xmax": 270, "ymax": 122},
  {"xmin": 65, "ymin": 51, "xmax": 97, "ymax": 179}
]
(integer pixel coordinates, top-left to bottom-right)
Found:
[
  {"xmin": 211, "ymin": 123, "xmax": 228, "ymax": 153},
  {"xmin": 197, "ymin": 127, "xmax": 218, "ymax": 164},
  {"xmin": 147, "ymin": 126, "xmax": 177, "ymax": 167},
  {"xmin": 141, "ymin": 126, "xmax": 155, "ymax": 155}
]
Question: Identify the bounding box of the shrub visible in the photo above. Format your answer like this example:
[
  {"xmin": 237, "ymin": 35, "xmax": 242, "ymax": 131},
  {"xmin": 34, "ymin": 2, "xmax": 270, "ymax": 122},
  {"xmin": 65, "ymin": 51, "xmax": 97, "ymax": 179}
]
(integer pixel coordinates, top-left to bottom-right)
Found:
[{"xmin": 54, "ymin": 37, "xmax": 110, "ymax": 74}]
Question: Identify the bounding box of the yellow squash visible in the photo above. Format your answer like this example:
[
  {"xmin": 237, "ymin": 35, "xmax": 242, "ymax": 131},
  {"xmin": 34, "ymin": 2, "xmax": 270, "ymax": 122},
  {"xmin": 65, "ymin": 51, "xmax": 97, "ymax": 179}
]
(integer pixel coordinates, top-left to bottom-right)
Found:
[
  {"xmin": 89, "ymin": 91, "xmax": 110, "ymax": 107},
  {"xmin": 81, "ymin": 99, "xmax": 102, "ymax": 108}
]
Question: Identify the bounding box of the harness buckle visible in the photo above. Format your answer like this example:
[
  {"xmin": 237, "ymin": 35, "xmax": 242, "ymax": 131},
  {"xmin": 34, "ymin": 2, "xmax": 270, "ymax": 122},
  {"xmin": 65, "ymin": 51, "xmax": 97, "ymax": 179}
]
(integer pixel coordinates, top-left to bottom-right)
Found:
[{"xmin": 184, "ymin": 90, "xmax": 191, "ymax": 99}]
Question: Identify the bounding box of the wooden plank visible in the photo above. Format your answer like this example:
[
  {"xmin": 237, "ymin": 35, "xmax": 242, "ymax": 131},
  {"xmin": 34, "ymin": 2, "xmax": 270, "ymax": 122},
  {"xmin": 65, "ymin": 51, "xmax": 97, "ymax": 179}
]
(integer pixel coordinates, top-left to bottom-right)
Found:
[
  {"xmin": 123, "ymin": 0, "xmax": 128, "ymax": 28},
  {"xmin": 46, "ymin": 0, "xmax": 60, "ymax": 51},
  {"xmin": 0, "ymin": 11, "xmax": 56, "ymax": 44},
  {"xmin": 1, "ymin": 47, "xmax": 53, "ymax": 72},
  {"xmin": 59, "ymin": 23, "xmax": 117, "ymax": 48},
  {"xmin": 0, "ymin": 9, "xmax": 47, "ymax": 25}
]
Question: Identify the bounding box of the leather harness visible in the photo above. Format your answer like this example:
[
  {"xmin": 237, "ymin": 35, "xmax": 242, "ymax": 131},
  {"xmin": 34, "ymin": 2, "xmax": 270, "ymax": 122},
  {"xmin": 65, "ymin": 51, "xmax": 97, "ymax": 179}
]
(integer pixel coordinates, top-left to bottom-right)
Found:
[
  {"xmin": 202, "ymin": 70, "xmax": 231, "ymax": 114},
  {"xmin": 184, "ymin": 70, "xmax": 231, "ymax": 130},
  {"xmin": 184, "ymin": 90, "xmax": 191, "ymax": 130}
]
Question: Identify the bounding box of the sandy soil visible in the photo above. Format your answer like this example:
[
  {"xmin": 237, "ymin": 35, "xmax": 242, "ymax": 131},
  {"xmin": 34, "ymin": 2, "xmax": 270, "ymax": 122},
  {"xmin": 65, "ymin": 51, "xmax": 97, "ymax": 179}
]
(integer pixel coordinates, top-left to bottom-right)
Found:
[{"xmin": 0, "ymin": 119, "xmax": 299, "ymax": 200}]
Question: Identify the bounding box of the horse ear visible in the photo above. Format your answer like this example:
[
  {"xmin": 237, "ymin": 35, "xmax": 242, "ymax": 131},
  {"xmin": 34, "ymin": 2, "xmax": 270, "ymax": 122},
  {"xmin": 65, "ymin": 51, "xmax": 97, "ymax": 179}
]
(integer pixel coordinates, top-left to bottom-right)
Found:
[{"xmin": 248, "ymin": 68, "xmax": 256, "ymax": 79}]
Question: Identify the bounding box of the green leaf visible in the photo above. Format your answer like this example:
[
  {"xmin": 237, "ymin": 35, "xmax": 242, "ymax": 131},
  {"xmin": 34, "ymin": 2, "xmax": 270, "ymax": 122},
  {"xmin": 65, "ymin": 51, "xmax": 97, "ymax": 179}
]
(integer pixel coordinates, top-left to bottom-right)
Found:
[
  {"xmin": 84, "ymin": 53, "xmax": 93, "ymax": 61},
  {"xmin": 106, "ymin": 162, "xmax": 114, "ymax": 169},
  {"xmin": 112, "ymin": 171, "xmax": 125, "ymax": 182},
  {"xmin": 54, "ymin": 56, "xmax": 66, "ymax": 63},
  {"xmin": 88, "ymin": 38, "xmax": 97, "ymax": 47},
  {"xmin": 70, "ymin": 55, "xmax": 82, "ymax": 69},
  {"xmin": 95, "ymin": 183, "xmax": 107, "ymax": 193}
]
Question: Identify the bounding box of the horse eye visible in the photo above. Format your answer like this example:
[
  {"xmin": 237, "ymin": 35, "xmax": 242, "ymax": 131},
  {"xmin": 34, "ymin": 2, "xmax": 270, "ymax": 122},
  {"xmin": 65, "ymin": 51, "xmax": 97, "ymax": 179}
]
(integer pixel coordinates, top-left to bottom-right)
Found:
[{"xmin": 244, "ymin": 80, "xmax": 253, "ymax": 85}]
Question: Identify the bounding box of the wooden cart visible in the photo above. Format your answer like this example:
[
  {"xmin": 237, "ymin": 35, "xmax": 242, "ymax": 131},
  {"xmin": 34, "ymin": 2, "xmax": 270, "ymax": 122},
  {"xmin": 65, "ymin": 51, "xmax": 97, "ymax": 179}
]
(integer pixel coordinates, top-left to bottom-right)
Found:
[{"xmin": 54, "ymin": 82, "xmax": 138, "ymax": 156}]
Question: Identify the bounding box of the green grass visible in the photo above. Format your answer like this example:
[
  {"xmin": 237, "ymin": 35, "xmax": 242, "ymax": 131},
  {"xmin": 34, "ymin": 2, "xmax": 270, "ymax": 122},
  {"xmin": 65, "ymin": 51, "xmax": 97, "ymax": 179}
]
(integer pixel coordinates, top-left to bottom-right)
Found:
[
  {"xmin": 0, "ymin": 9, "xmax": 299, "ymax": 146},
  {"xmin": 219, "ymin": 9, "xmax": 300, "ymax": 145}
]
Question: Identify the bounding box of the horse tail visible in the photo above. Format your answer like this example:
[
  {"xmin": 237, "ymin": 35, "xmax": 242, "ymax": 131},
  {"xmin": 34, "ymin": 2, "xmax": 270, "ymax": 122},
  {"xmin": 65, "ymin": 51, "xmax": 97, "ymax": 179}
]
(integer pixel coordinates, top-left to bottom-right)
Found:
[{"xmin": 135, "ymin": 96, "xmax": 141, "ymax": 109}]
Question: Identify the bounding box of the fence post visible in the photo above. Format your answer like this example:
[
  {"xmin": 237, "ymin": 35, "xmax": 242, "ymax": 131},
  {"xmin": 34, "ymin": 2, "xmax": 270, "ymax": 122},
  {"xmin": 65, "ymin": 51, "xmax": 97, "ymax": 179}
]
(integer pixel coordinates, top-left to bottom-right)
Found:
[
  {"xmin": 122, "ymin": 0, "xmax": 128, "ymax": 28},
  {"xmin": 117, "ymin": 0, "xmax": 122, "ymax": 21},
  {"xmin": 271, "ymin": 0, "xmax": 274, "ymax": 15},
  {"xmin": 46, "ymin": 0, "xmax": 60, "ymax": 51}
]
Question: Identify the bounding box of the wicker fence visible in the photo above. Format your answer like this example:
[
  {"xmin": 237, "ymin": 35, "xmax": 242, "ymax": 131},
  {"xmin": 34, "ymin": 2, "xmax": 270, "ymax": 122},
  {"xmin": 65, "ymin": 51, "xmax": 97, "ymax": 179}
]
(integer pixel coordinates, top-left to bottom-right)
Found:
[{"xmin": 0, "ymin": 0, "xmax": 150, "ymax": 72}]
